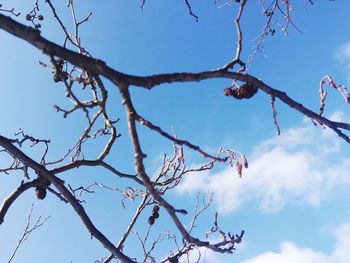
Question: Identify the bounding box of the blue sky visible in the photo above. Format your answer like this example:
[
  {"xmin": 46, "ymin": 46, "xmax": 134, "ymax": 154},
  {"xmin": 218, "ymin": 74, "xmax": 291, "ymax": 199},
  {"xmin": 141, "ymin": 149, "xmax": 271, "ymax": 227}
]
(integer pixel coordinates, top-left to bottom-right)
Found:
[{"xmin": 1, "ymin": 1, "xmax": 350, "ymax": 262}]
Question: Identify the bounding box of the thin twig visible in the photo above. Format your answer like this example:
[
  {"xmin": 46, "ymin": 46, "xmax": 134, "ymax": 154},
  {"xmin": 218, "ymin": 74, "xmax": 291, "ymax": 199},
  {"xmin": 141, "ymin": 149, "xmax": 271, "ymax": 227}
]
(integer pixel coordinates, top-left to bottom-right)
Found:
[
  {"xmin": 7, "ymin": 204, "xmax": 51, "ymax": 263},
  {"xmin": 184, "ymin": 0, "xmax": 199, "ymax": 21},
  {"xmin": 220, "ymin": 0, "xmax": 247, "ymax": 71},
  {"xmin": 270, "ymin": 95, "xmax": 281, "ymax": 135}
]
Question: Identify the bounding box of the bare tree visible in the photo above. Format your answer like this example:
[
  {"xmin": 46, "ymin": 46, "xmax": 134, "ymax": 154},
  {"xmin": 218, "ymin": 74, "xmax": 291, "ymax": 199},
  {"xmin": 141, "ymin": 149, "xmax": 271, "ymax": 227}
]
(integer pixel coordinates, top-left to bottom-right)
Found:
[{"xmin": 0, "ymin": 0, "xmax": 347, "ymax": 262}]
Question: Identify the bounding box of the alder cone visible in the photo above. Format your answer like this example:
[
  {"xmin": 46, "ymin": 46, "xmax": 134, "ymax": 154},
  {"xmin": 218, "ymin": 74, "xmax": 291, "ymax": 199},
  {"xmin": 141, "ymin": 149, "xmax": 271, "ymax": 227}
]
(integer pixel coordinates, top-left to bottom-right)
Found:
[
  {"xmin": 35, "ymin": 186, "xmax": 47, "ymax": 200},
  {"xmin": 152, "ymin": 211, "xmax": 159, "ymax": 219},
  {"xmin": 152, "ymin": 205, "xmax": 160, "ymax": 212},
  {"xmin": 148, "ymin": 216, "xmax": 155, "ymax": 225}
]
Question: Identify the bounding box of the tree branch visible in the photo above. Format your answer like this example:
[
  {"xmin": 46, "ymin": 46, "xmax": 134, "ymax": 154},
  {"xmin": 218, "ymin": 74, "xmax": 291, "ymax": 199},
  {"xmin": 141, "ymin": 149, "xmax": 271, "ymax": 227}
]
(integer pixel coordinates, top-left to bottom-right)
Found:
[
  {"xmin": 0, "ymin": 179, "xmax": 41, "ymax": 224},
  {"xmin": 119, "ymin": 85, "xmax": 242, "ymax": 254},
  {"xmin": 0, "ymin": 134, "xmax": 136, "ymax": 263}
]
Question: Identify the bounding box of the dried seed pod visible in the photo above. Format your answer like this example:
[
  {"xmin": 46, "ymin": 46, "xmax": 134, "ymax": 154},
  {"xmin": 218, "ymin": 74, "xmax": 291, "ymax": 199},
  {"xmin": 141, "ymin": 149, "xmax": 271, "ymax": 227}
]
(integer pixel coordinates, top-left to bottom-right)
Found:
[
  {"xmin": 53, "ymin": 73, "xmax": 62, "ymax": 82},
  {"xmin": 224, "ymin": 87, "xmax": 234, "ymax": 96},
  {"xmin": 148, "ymin": 216, "xmax": 155, "ymax": 225},
  {"xmin": 152, "ymin": 211, "xmax": 159, "ymax": 219},
  {"xmin": 169, "ymin": 257, "xmax": 179, "ymax": 263},
  {"xmin": 236, "ymin": 161, "xmax": 243, "ymax": 178},
  {"xmin": 152, "ymin": 205, "xmax": 160, "ymax": 212},
  {"xmin": 232, "ymin": 82, "xmax": 258, "ymax": 99},
  {"xmin": 242, "ymin": 155, "xmax": 248, "ymax": 168},
  {"xmin": 35, "ymin": 186, "xmax": 47, "ymax": 200}
]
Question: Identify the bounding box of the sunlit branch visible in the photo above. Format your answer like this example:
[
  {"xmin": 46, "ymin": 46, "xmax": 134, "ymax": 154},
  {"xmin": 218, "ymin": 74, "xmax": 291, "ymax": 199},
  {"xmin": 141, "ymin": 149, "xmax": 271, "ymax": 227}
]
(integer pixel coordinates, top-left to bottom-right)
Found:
[{"xmin": 221, "ymin": 0, "xmax": 247, "ymax": 71}]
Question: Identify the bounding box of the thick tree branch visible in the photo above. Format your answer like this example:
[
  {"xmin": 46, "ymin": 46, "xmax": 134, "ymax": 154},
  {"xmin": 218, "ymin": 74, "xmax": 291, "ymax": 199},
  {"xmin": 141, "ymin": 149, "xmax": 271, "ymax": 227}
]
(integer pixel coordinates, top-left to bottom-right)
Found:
[
  {"xmin": 0, "ymin": 179, "xmax": 41, "ymax": 224},
  {"xmin": 0, "ymin": 2, "xmax": 346, "ymax": 261},
  {"xmin": 0, "ymin": 14, "xmax": 348, "ymax": 141},
  {"xmin": 0, "ymin": 135, "xmax": 136, "ymax": 263},
  {"xmin": 119, "ymin": 85, "xmax": 244, "ymax": 253},
  {"xmin": 0, "ymin": 1, "xmax": 346, "ymax": 262}
]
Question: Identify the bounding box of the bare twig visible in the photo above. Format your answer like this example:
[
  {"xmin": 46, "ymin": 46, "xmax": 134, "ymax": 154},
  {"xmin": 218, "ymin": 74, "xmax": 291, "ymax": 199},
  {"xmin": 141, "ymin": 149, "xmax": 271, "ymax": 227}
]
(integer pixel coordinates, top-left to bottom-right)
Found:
[
  {"xmin": 248, "ymin": 0, "xmax": 279, "ymax": 65},
  {"xmin": 120, "ymin": 85, "xmax": 244, "ymax": 254},
  {"xmin": 137, "ymin": 115, "xmax": 227, "ymax": 162},
  {"xmin": 270, "ymin": 95, "xmax": 281, "ymax": 135},
  {"xmin": 140, "ymin": 0, "xmax": 146, "ymax": 10},
  {"xmin": 0, "ymin": 134, "xmax": 137, "ymax": 263},
  {"xmin": 318, "ymin": 75, "xmax": 350, "ymax": 119},
  {"xmin": 7, "ymin": 204, "xmax": 51, "ymax": 263},
  {"xmin": 184, "ymin": 0, "xmax": 199, "ymax": 21},
  {"xmin": 0, "ymin": 4, "xmax": 20, "ymax": 17},
  {"xmin": 188, "ymin": 193, "xmax": 213, "ymax": 234},
  {"xmin": 2, "ymin": 11, "xmax": 347, "ymax": 144},
  {"xmin": 220, "ymin": 0, "xmax": 247, "ymax": 71}
]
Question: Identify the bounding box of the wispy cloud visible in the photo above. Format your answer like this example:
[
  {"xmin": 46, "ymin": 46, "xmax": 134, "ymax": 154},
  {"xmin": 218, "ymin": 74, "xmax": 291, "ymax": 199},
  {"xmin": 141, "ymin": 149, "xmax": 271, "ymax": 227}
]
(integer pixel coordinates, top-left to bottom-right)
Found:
[
  {"xmin": 240, "ymin": 222, "xmax": 350, "ymax": 263},
  {"xmin": 177, "ymin": 247, "xmax": 222, "ymax": 263},
  {"xmin": 176, "ymin": 112, "xmax": 350, "ymax": 213},
  {"xmin": 335, "ymin": 42, "xmax": 350, "ymax": 63},
  {"xmin": 335, "ymin": 42, "xmax": 350, "ymax": 82}
]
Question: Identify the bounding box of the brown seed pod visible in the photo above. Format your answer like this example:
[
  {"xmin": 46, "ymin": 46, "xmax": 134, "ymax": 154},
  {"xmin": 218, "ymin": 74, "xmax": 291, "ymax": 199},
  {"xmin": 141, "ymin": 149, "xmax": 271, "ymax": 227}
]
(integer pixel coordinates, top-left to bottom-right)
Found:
[
  {"xmin": 169, "ymin": 257, "xmax": 179, "ymax": 263},
  {"xmin": 152, "ymin": 205, "xmax": 160, "ymax": 212},
  {"xmin": 232, "ymin": 82, "xmax": 258, "ymax": 100},
  {"xmin": 148, "ymin": 216, "xmax": 155, "ymax": 225},
  {"xmin": 35, "ymin": 186, "xmax": 47, "ymax": 200},
  {"xmin": 152, "ymin": 211, "xmax": 159, "ymax": 219},
  {"xmin": 224, "ymin": 87, "xmax": 234, "ymax": 96}
]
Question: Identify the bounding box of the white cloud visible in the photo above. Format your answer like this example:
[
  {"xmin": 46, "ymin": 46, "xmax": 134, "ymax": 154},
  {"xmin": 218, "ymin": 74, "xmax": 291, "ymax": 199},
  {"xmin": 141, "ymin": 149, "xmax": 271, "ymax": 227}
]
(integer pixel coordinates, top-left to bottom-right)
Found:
[
  {"xmin": 335, "ymin": 42, "xmax": 350, "ymax": 63},
  {"xmin": 335, "ymin": 42, "xmax": 350, "ymax": 83},
  {"xmin": 176, "ymin": 112, "xmax": 350, "ymax": 213},
  {"xmin": 241, "ymin": 242, "xmax": 328, "ymax": 263},
  {"xmin": 168, "ymin": 222, "xmax": 350, "ymax": 263},
  {"xmin": 178, "ymin": 247, "xmax": 222, "ymax": 263},
  {"xmin": 240, "ymin": 223, "xmax": 350, "ymax": 263}
]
